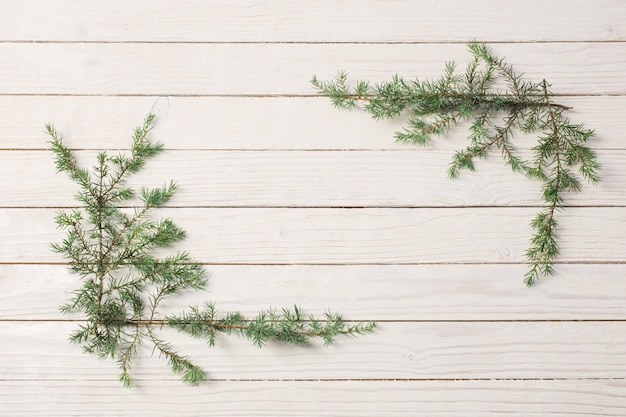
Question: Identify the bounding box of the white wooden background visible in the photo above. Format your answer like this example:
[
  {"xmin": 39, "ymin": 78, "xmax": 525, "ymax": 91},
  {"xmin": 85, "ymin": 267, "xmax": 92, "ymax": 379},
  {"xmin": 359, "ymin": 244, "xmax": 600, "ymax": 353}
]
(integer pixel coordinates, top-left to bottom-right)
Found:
[{"xmin": 1, "ymin": 1, "xmax": 625, "ymax": 415}]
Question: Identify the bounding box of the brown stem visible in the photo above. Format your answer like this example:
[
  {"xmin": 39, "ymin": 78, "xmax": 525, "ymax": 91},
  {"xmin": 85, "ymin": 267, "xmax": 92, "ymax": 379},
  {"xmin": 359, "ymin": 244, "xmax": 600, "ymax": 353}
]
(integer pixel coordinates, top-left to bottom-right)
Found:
[
  {"xmin": 343, "ymin": 92, "xmax": 573, "ymax": 110},
  {"xmin": 540, "ymin": 79, "xmax": 563, "ymax": 244}
]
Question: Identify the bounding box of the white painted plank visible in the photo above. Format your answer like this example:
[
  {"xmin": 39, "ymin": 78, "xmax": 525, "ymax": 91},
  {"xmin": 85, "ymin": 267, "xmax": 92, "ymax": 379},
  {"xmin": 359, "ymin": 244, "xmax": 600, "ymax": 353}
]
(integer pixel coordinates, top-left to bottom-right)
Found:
[
  {"xmin": 2, "ymin": 264, "xmax": 626, "ymax": 320},
  {"xmin": 1, "ymin": 0, "xmax": 623, "ymax": 43},
  {"xmin": 0, "ymin": 207, "xmax": 622, "ymax": 264},
  {"xmin": 0, "ymin": 43, "xmax": 623, "ymax": 95},
  {"xmin": 1, "ymin": 379, "xmax": 625, "ymax": 417},
  {"xmin": 1, "ymin": 96, "xmax": 620, "ymax": 150},
  {"xmin": 0, "ymin": 149, "xmax": 616, "ymax": 208},
  {"xmin": 1, "ymin": 1, "xmax": 622, "ymax": 414},
  {"xmin": 2, "ymin": 321, "xmax": 626, "ymax": 380}
]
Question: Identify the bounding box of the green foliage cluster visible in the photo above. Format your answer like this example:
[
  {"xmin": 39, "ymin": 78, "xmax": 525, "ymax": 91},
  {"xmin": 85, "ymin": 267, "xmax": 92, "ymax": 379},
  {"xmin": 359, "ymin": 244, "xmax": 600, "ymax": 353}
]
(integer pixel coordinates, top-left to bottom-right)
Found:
[
  {"xmin": 312, "ymin": 41, "xmax": 600, "ymax": 286},
  {"xmin": 48, "ymin": 115, "xmax": 375, "ymax": 387}
]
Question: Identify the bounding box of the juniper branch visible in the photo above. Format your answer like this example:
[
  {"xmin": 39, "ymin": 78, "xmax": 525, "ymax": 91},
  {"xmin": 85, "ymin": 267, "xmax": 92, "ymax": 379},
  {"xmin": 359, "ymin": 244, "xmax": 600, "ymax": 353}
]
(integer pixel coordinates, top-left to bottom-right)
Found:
[
  {"xmin": 312, "ymin": 41, "xmax": 600, "ymax": 285},
  {"xmin": 49, "ymin": 115, "xmax": 375, "ymax": 387}
]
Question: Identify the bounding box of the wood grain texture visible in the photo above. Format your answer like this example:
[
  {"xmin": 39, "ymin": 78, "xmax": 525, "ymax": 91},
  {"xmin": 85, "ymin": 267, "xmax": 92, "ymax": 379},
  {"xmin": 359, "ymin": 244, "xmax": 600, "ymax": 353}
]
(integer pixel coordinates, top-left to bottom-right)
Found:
[
  {"xmin": 2, "ymin": 321, "xmax": 626, "ymax": 380},
  {"xmin": 0, "ymin": 96, "xmax": 621, "ymax": 150},
  {"xmin": 0, "ymin": 149, "xmax": 620, "ymax": 207},
  {"xmin": 0, "ymin": 207, "xmax": 623, "ymax": 264},
  {"xmin": 2, "ymin": 264, "xmax": 626, "ymax": 320},
  {"xmin": 1, "ymin": 1, "xmax": 624, "ymax": 415},
  {"xmin": 1, "ymin": 0, "xmax": 623, "ymax": 42},
  {"xmin": 0, "ymin": 43, "xmax": 624, "ymax": 95},
  {"xmin": 1, "ymin": 380, "xmax": 624, "ymax": 417}
]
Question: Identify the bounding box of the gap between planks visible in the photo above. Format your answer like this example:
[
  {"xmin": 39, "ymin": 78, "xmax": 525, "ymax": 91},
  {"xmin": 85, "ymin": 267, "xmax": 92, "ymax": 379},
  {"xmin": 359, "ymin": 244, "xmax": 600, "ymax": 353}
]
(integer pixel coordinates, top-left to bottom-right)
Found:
[{"xmin": 1, "ymin": 40, "xmax": 625, "ymax": 45}]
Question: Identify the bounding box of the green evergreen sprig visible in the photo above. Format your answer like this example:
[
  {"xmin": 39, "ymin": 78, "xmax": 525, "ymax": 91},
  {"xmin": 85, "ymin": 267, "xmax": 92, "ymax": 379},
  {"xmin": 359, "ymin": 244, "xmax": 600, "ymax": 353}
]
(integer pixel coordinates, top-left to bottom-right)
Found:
[
  {"xmin": 312, "ymin": 41, "xmax": 600, "ymax": 286},
  {"xmin": 48, "ymin": 115, "xmax": 375, "ymax": 387}
]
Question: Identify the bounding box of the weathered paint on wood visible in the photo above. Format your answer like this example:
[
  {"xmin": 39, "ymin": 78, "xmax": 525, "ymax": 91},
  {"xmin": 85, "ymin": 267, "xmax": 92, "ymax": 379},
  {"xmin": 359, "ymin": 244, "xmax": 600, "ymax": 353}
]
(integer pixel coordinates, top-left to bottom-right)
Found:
[{"xmin": 0, "ymin": 1, "xmax": 623, "ymax": 415}]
